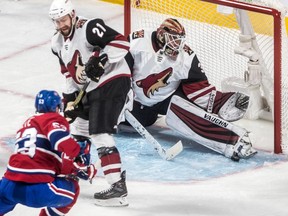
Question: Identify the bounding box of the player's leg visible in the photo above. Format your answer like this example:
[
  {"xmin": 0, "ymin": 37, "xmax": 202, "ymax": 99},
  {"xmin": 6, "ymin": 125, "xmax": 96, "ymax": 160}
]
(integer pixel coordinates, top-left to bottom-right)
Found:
[
  {"xmin": 39, "ymin": 177, "xmax": 80, "ymax": 216},
  {"xmin": 0, "ymin": 178, "xmax": 17, "ymax": 215},
  {"xmin": 0, "ymin": 177, "xmax": 79, "ymax": 215},
  {"xmin": 87, "ymin": 77, "xmax": 130, "ymax": 207},
  {"xmin": 166, "ymin": 95, "xmax": 257, "ymax": 161}
]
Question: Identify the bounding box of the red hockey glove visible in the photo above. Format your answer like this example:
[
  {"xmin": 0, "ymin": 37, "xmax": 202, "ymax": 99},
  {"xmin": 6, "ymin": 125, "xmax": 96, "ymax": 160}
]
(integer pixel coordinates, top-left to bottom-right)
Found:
[
  {"xmin": 73, "ymin": 158, "xmax": 97, "ymax": 184},
  {"xmin": 61, "ymin": 153, "xmax": 76, "ymax": 175},
  {"xmin": 61, "ymin": 154, "xmax": 97, "ymax": 183}
]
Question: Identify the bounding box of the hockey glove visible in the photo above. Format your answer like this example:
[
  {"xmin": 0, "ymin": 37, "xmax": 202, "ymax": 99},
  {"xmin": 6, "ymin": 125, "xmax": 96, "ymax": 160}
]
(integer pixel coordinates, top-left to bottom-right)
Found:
[
  {"xmin": 73, "ymin": 135, "xmax": 92, "ymax": 163},
  {"xmin": 61, "ymin": 153, "xmax": 76, "ymax": 175},
  {"xmin": 73, "ymin": 136, "xmax": 96, "ymax": 183},
  {"xmin": 62, "ymin": 91, "xmax": 79, "ymax": 123},
  {"xmin": 218, "ymin": 92, "xmax": 250, "ymax": 122},
  {"xmin": 63, "ymin": 92, "xmax": 88, "ymax": 123},
  {"xmin": 234, "ymin": 93, "xmax": 249, "ymax": 111},
  {"xmin": 85, "ymin": 54, "xmax": 108, "ymax": 82},
  {"xmin": 64, "ymin": 106, "xmax": 82, "ymax": 124},
  {"xmin": 62, "ymin": 91, "xmax": 78, "ymax": 110},
  {"xmin": 73, "ymin": 155, "xmax": 97, "ymax": 184},
  {"xmin": 60, "ymin": 155, "xmax": 97, "ymax": 183}
]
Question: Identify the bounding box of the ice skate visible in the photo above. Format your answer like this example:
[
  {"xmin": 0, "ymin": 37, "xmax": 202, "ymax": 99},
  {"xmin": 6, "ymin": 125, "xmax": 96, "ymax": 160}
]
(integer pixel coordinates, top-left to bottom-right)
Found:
[
  {"xmin": 94, "ymin": 171, "xmax": 128, "ymax": 207},
  {"xmin": 226, "ymin": 132, "xmax": 257, "ymax": 161},
  {"xmin": 234, "ymin": 133, "xmax": 257, "ymax": 159}
]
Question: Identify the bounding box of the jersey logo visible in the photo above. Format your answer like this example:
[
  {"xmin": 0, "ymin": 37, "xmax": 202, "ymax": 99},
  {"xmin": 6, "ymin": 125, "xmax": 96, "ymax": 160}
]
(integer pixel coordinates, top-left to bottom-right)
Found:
[
  {"xmin": 67, "ymin": 50, "xmax": 87, "ymax": 84},
  {"xmin": 136, "ymin": 67, "xmax": 173, "ymax": 98},
  {"xmin": 183, "ymin": 44, "xmax": 194, "ymax": 55},
  {"xmin": 52, "ymin": 122, "xmax": 67, "ymax": 131},
  {"xmin": 76, "ymin": 19, "xmax": 87, "ymax": 29},
  {"xmin": 132, "ymin": 30, "xmax": 144, "ymax": 39}
]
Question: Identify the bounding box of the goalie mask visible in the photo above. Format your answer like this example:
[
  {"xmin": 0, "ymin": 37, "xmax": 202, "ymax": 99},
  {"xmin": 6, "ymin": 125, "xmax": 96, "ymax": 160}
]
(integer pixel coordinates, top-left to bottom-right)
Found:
[
  {"xmin": 35, "ymin": 90, "xmax": 62, "ymax": 113},
  {"xmin": 49, "ymin": 0, "xmax": 76, "ymax": 37},
  {"xmin": 156, "ymin": 18, "xmax": 186, "ymax": 58}
]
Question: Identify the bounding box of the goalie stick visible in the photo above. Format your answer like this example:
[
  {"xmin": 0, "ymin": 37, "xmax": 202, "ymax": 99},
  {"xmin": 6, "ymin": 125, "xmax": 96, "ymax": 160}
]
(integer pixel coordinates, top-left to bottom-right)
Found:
[
  {"xmin": 71, "ymin": 81, "xmax": 183, "ymax": 160},
  {"xmin": 124, "ymin": 110, "xmax": 183, "ymax": 160},
  {"xmin": 71, "ymin": 83, "xmax": 183, "ymax": 160}
]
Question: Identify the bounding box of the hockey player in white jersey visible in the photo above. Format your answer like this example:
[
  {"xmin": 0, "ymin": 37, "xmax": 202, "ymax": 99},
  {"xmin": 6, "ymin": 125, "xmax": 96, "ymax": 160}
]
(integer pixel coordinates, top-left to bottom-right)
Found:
[
  {"xmin": 127, "ymin": 18, "xmax": 257, "ymax": 161},
  {"xmin": 49, "ymin": 0, "xmax": 133, "ymax": 206}
]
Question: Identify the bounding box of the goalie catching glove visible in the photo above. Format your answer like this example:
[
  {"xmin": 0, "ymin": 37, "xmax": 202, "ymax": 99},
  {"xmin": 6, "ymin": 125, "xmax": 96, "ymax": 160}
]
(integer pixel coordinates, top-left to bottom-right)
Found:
[
  {"xmin": 85, "ymin": 53, "xmax": 108, "ymax": 82},
  {"xmin": 218, "ymin": 92, "xmax": 249, "ymax": 122},
  {"xmin": 208, "ymin": 91, "xmax": 249, "ymax": 122}
]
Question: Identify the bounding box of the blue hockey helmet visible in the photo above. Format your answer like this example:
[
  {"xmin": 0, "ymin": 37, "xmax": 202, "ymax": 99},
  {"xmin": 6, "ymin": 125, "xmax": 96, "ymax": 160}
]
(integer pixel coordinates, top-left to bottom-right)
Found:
[{"xmin": 35, "ymin": 90, "xmax": 62, "ymax": 113}]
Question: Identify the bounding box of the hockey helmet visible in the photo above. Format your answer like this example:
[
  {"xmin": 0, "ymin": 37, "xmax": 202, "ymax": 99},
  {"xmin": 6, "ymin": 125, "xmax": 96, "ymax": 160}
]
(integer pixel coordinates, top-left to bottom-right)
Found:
[
  {"xmin": 156, "ymin": 18, "xmax": 186, "ymax": 57},
  {"xmin": 35, "ymin": 90, "xmax": 62, "ymax": 113},
  {"xmin": 49, "ymin": 0, "xmax": 75, "ymax": 20}
]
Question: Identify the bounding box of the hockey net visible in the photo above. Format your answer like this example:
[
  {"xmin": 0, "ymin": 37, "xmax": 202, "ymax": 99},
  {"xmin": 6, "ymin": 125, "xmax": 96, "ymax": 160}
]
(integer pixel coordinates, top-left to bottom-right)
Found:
[{"xmin": 124, "ymin": 0, "xmax": 288, "ymax": 154}]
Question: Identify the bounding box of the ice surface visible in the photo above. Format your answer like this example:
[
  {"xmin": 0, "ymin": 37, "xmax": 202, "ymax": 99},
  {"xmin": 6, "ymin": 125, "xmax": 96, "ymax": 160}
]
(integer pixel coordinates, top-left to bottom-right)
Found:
[{"xmin": 0, "ymin": 1, "xmax": 288, "ymax": 216}]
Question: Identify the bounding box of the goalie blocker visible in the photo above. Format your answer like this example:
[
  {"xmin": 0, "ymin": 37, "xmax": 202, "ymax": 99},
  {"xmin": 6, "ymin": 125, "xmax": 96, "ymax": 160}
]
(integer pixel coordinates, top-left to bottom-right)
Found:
[{"xmin": 166, "ymin": 95, "xmax": 257, "ymax": 161}]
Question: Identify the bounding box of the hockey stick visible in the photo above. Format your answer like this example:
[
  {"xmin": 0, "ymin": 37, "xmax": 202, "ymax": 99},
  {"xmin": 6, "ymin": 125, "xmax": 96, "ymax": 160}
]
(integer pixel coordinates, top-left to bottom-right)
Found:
[
  {"xmin": 72, "ymin": 83, "xmax": 183, "ymax": 160},
  {"xmin": 124, "ymin": 110, "xmax": 183, "ymax": 160},
  {"xmin": 70, "ymin": 62, "xmax": 183, "ymax": 160},
  {"xmin": 72, "ymin": 81, "xmax": 90, "ymax": 107}
]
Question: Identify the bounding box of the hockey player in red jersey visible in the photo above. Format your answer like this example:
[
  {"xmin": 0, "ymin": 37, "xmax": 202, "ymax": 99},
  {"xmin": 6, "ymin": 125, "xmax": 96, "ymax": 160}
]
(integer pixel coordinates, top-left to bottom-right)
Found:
[
  {"xmin": 0, "ymin": 90, "xmax": 96, "ymax": 216},
  {"xmin": 49, "ymin": 0, "xmax": 132, "ymax": 206},
  {"xmin": 126, "ymin": 18, "xmax": 257, "ymax": 161}
]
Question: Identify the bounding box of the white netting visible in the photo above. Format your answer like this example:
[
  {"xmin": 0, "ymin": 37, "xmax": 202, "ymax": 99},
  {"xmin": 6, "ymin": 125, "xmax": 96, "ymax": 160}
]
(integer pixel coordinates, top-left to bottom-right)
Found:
[{"xmin": 129, "ymin": 0, "xmax": 288, "ymax": 153}]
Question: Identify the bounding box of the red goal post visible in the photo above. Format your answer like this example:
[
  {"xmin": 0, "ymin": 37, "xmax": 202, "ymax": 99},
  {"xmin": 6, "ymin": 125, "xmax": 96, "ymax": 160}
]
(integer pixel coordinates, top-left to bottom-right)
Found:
[{"xmin": 123, "ymin": 0, "xmax": 288, "ymax": 154}]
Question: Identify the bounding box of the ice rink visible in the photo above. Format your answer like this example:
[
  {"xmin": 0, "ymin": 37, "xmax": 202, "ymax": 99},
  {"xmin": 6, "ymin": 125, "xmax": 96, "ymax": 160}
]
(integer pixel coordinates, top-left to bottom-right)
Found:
[{"xmin": 0, "ymin": 0, "xmax": 288, "ymax": 215}]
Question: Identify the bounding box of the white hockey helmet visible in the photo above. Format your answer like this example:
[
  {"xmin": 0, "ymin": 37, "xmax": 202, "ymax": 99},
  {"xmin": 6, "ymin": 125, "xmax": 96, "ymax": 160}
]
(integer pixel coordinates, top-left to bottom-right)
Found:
[{"xmin": 49, "ymin": 0, "xmax": 75, "ymax": 20}]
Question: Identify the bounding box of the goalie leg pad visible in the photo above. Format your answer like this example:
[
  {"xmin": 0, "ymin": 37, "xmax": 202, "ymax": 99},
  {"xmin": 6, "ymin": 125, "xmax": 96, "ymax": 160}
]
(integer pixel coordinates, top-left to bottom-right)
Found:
[{"xmin": 166, "ymin": 95, "xmax": 256, "ymax": 159}]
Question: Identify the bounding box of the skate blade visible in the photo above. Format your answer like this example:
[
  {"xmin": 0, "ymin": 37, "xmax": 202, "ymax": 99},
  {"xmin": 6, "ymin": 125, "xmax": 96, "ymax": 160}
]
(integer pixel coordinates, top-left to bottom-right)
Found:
[{"xmin": 94, "ymin": 196, "xmax": 129, "ymax": 207}]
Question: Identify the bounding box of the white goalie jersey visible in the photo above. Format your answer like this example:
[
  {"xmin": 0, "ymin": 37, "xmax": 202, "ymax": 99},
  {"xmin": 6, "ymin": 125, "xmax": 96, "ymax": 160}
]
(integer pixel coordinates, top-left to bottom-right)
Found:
[{"xmin": 129, "ymin": 29, "xmax": 210, "ymax": 107}]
